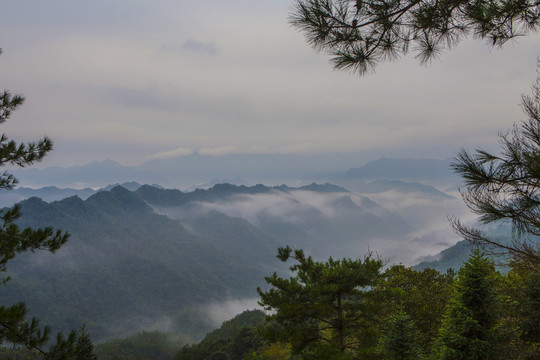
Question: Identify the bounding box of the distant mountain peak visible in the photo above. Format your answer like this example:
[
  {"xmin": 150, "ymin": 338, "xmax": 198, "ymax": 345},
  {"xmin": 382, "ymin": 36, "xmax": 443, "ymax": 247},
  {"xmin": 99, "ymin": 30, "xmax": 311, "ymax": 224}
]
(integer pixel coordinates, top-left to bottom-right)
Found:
[
  {"xmin": 101, "ymin": 182, "xmax": 143, "ymax": 192},
  {"xmin": 89, "ymin": 159, "xmax": 123, "ymax": 166},
  {"xmin": 343, "ymin": 157, "xmax": 455, "ymax": 181},
  {"xmin": 298, "ymin": 183, "xmax": 349, "ymax": 193}
]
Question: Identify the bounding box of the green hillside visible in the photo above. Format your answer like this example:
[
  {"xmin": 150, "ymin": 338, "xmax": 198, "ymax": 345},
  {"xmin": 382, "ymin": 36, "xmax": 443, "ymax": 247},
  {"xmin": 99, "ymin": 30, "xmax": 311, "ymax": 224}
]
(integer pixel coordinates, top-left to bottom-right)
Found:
[{"xmin": 0, "ymin": 183, "xmax": 411, "ymax": 342}]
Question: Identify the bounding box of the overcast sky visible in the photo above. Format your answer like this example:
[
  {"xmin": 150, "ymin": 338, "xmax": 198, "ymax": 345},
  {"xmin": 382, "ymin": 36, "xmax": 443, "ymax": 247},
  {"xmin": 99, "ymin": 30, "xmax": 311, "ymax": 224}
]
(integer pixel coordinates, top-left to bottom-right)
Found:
[{"xmin": 1, "ymin": 1, "xmax": 539, "ymax": 168}]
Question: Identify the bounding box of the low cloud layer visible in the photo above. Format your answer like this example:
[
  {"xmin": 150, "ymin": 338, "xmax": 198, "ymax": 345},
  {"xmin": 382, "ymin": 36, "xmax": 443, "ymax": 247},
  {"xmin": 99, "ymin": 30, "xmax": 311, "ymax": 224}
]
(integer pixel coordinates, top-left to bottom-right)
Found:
[
  {"xmin": 148, "ymin": 147, "xmax": 193, "ymax": 160},
  {"xmin": 205, "ymin": 298, "xmax": 261, "ymax": 328},
  {"xmin": 155, "ymin": 186, "xmax": 472, "ymax": 265}
]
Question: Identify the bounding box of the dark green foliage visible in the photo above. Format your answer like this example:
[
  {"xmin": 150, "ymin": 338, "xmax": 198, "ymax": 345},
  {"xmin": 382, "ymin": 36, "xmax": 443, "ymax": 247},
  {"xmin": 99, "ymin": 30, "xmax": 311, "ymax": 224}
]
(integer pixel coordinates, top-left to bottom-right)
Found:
[
  {"xmin": 258, "ymin": 246, "xmax": 383, "ymax": 357},
  {"xmin": 0, "ymin": 180, "xmax": 412, "ymax": 341},
  {"xmin": 434, "ymin": 251, "xmax": 501, "ymax": 359},
  {"xmin": 379, "ymin": 308, "xmax": 422, "ymax": 360},
  {"xmin": 0, "ymin": 347, "xmax": 41, "ymax": 359},
  {"xmin": 174, "ymin": 310, "xmax": 265, "ymax": 360},
  {"xmin": 377, "ymin": 265, "xmax": 453, "ymax": 354},
  {"xmin": 171, "ymin": 255, "xmax": 540, "ymax": 360},
  {"xmin": 207, "ymin": 351, "xmax": 230, "ymax": 360},
  {"xmin": 96, "ymin": 331, "xmax": 187, "ymax": 360},
  {"xmin": 499, "ymin": 261, "xmax": 540, "ymax": 358},
  {"xmin": 452, "ymin": 67, "xmax": 540, "ymax": 268},
  {"xmin": 0, "ymin": 188, "xmax": 271, "ymax": 341},
  {"xmin": 522, "ymin": 273, "xmax": 540, "ymax": 343},
  {"xmin": 203, "ymin": 310, "xmax": 266, "ymax": 343},
  {"xmin": 74, "ymin": 326, "xmax": 96, "ymax": 360},
  {"xmin": 290, "ymin": 0, "xmax": 540, "ymax": 74}
]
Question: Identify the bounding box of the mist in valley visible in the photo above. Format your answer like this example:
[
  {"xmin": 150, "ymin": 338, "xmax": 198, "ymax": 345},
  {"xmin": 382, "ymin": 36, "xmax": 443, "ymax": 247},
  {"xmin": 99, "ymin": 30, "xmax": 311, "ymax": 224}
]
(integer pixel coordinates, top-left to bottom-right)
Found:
[
  {"xmin": 0, "ymin": 156, "xmax": 484, "ymax": 347},
  {"xmin": 152, "ymin": 184, "xmax": 470, "ymax": 265}
]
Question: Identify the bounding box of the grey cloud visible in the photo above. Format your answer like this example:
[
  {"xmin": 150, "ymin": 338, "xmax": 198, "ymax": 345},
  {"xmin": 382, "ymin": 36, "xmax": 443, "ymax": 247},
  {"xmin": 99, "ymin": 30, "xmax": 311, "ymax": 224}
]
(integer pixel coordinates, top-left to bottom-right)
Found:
[
  {"xmin": 88, "ymin": 83, "xmax": 251, "ymax": 118},
  {"xmin": 181, "ymin": 39, "xmax": 217, "ymax": 55},
  {"xmin": 95, "ymin": 86, "xmax": 180, "ymax": 111},
  {"xmin": 3, "ymin": 1, "xmax": 540, "ymax": 168}
]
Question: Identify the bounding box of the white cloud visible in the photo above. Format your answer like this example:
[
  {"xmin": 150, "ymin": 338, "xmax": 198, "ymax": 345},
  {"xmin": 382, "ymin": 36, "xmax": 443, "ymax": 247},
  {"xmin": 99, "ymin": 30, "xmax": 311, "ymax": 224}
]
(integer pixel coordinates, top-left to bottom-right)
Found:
[
  {"xmin": 205, "ymin": 298, "xmax": 261, "ymax": 327},
  {"xmin": 198, "ymin": 146, "xmax": 238, "ymax": 157},
  {"xmin": 147, "ymin": 147, "xmax": 193, "ymax": 160}
]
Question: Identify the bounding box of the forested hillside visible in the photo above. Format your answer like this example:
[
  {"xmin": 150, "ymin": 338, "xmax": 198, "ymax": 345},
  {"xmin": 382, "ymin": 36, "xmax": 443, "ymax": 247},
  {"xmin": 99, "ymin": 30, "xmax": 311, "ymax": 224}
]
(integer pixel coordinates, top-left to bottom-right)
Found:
[
  {"xmin": 0, "ymin": 183, "xmax": 413, "ymax": 342},
  {"xmin": 172, "ymin": 251, "xmax": 540, "ymax": 360}
]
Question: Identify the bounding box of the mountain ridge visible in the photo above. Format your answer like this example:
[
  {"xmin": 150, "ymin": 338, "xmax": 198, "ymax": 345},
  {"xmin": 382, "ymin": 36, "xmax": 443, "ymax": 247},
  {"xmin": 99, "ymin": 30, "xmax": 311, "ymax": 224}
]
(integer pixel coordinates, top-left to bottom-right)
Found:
[
  {"xmin": 10, "ymin": 156, "xmax": 456, "ymax": 190},
  {"xmin": 1, "ymin": 182, "xmax": 413, "ymax": 341}
]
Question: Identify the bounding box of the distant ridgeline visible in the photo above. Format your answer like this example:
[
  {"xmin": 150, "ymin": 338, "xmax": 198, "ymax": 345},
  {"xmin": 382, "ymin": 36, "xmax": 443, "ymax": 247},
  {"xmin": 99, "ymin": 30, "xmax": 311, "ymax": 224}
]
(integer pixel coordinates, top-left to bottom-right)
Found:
[
  {"xmin": 0, "ymin": 182, "xmax": 348, "ymax": 208},
  {"xmin": 415, "ymin": 223, "xmax": 516, "ymax": 272},
  {"xmin": 0, "ymin": 182, "xmax": 414, "ymax": 342}
]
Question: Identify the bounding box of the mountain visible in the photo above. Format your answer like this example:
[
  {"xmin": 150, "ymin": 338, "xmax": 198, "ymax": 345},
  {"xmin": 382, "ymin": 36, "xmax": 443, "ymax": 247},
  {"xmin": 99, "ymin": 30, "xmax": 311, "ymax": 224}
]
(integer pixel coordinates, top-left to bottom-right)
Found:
[
  {"xmin": 1, "ymin": 183, "xmax": 413, "ymax": 342},
  {"xmin": 0, "ymin": 186, "xmax": 95, "ymax": 208},
  {"xmin": 415, "ymin": 240, "xmax": 473, "ymax": 272},
  {"xmin": 4, "ymin": 187, "xmax": 274, "ymax": 341},
  {"xmin": 10, "ymin": 154, "xmax": 361, "ymax": 189},
  {"xmin": 137, "ymin": 183, "xmax": 412, "ymax": 259},
  {"xmin": 0, "ymin": 182, "xmax": 154, "ymax": 208},
  {"xmin": 9, "ymin": 155, "xmax": 458, "ymax": 190},
  {"xmin": 100, "ymin": 181, "xmax": 147, "ymax": 192},
  {"xmin": 335, "ymin": 179, "xmax": 454, "ymax": 199},
  {"xmin": 137, "ymin": 152, "xmax": 370, "ymax": 187},
  {"xmin": 414, "ymin": 224, "xmax": 514, "ymax": 272},
  {"xmin": 341, "ymin": 157, "xmax": 456, "ymax": 181},
  {"xmin": 11, "ymin": 160, "xmax": 167, "ymax": 189}
]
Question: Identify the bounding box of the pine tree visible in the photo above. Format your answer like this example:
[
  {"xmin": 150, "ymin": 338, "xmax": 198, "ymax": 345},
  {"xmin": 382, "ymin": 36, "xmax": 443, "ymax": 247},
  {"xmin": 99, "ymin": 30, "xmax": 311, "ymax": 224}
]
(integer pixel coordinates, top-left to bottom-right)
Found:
[
  {"xmin": 452, "ymin": 63, "xmax": 540, "ymax": 268},
  {"xmin": 74, "ymin": 326, "xmax": 97, "ymax": 360},
  {"xmin": 0, "ymin": 48, "xmax": 76, "ymax": 359},
  {"xmin": 434, "ymin": 250, "xmax": 501, "ymax": 360},
  {"xmin": 379, "ymin": 308, "xmax": 422, "ymax": 360},
  {"xmin": 257, "ymin": 246, "xmax": 383, "ymax": 358},
  {"xmin": 290, "ymin": 0, "xmax": 540, "ymax": 74},
  {"xmin": 376, "ymin": 265, "xmax": 453, "ymax": 354}
]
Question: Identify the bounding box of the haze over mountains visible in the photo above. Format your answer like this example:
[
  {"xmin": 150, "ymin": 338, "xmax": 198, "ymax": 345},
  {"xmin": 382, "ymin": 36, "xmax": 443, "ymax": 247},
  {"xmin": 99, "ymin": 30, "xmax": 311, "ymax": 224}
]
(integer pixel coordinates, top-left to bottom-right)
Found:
[
  {"xmin": 1, "ymin": 155, "xmax": 474, "ymax": 342},
  {"xmin": 4, "ymin": 156, "xmax": 470, "ymax": 266},
  {"xmin": 11, "ymin": 155, "xmax": 459, "ymax": 190},
  {"xmin": 1, "ymin": 183, "xmax": 407, "ymax": 340}
]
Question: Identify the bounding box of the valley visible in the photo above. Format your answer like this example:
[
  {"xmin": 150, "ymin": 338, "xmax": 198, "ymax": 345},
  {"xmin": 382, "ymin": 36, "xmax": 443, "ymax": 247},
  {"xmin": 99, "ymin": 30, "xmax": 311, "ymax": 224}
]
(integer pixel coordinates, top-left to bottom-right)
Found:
[{"xmin": 0, "ymin": 158, "xmax": 473, "ymax": 345}]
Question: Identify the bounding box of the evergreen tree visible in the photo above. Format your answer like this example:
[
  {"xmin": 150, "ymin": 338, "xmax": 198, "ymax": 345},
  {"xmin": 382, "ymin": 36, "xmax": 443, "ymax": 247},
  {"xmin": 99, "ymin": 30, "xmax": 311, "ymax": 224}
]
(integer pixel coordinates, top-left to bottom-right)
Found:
[
  {"xmin": 376, "ymin": 265, "xmax": 453, "ymax": 354},
  {"xmin": 522, "ymin": 273, "xmax": 540, "ymax": 344},
  {"xmin": 207, "ymin": 351, "xmax": 230, "ymax": 360},
  {"xmin": 290, "ymin": 0, "xmax": 540, "ymax": 74},
  {"xmin": 257, "ymin": 246, "xmax": 383, "ymax": 358},
  {"xmin": 452, "ymin": 64, "xmax": 540, "ymax": 268},
  {"xmin": 434, "ymin": 251, "xmax": 501, "ymax": 360},
  {"xmin": 499, "ymin": 261, "xmax": 540, "ymax": 359},
  {"xmin": 379, "ymin": 308, "xmax": 422, "ymax": 360},
  {"xmin": 74, "ymin": 326, "xmax": 97, "ymax": 360},
  {"xmin": 0, "ymin": 48, "xmax": 76, "ymax": 359}
]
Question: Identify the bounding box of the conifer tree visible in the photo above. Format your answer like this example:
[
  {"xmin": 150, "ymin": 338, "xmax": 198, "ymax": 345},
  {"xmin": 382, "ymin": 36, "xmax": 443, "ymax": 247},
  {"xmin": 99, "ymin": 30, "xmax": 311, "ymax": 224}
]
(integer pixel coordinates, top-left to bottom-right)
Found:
[
  {"xmin": 74, "ymin": 326, "xmax": 97, "ymax": 360},
  {"xmin": 207, "ymin": 351, "xmax": 231, "ymax": 360},
  {"xmin": 257, "ymin": 246, "xmax": 383, "ymax": 358},
  {"xmin": 500, "ymin": 261, "xmax": 540, "ymax": 358},
  {"xmin": 379, "ymin": 308, "xmax": 422, "ymax": 360},
  {"xmin": 452, "ymin": 64, "xmax": 540, "ymax": 268},
  {"xmin": 434, "ymin": 250, "xmax": 501, "ymax": 359},
  {"xmin": 377, "ymin": 265, "xmax": 453, "ymax": 354},
  {"xmin": 0, "ymin": 48, "xmax": 76, "ymax": 359},
  {"xmin": 290, "ymin": 0, "xmax": 540, "ymax": 74}
]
